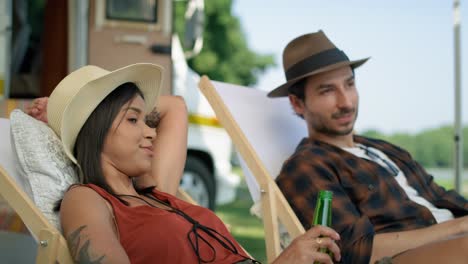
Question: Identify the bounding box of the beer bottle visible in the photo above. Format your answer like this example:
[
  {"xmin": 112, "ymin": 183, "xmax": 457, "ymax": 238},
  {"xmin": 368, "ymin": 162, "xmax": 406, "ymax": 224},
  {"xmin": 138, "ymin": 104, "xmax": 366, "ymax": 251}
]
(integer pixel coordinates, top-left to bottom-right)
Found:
[{"xmin": 313, "ymin": 190, "xmax": 333, "ymax": 262}]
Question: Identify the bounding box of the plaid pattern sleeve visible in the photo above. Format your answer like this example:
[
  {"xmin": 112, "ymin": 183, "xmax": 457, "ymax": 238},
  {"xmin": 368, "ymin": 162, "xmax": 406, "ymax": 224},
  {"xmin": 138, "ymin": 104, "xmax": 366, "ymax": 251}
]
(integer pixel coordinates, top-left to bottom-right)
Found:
[
  {"xmin": 395, "ymin": 148, "xmax": 468, "ymax": 215},
  {"xmin": 363, "ymin": 137, "xmax": 468, "ymax": 215},
  {"xmin": 276, "ymin": 136, "xmax": 468, "ymax": 264},
  {"xmin": 276, "ymin": 139, "xmax": 375, "ymax": 263}
]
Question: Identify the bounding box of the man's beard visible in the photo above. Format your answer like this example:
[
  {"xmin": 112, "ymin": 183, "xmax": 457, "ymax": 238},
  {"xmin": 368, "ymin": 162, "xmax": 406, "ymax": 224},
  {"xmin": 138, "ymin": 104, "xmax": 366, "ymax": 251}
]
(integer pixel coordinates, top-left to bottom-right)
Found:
[{"xmin": 312, "ymin": 107, "xmax": 358, "ymax": 136}]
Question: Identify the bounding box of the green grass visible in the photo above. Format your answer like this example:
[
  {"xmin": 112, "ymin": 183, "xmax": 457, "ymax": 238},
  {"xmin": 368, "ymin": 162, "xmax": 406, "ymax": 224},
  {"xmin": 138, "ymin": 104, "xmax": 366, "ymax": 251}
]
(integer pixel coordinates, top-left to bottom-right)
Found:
[
  {"xmin": 434, "ymin": 179, "xmax": 468, "ymax": 197},
  {"xmin": 216, "ymin": 168, "xmax": 468, "ymax": 263},
  {"xmin": 215, "ymin": 169, "xmax": 267, "ymax": 262}
]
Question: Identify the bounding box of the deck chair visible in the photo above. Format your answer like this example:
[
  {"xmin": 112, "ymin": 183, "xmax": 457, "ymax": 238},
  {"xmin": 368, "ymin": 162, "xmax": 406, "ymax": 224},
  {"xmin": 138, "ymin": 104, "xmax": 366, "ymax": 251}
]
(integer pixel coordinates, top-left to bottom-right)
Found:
[
  {"xmin": 198, "ymin": 76, "xmax": 308, "ymax": 262},
  {"xmin": 0, "ymin": 111, "xmax": 196, "ymax": 263},
  {"xmin": 0, "ymin": 116, "xmax": 73, "ymax": 263}
]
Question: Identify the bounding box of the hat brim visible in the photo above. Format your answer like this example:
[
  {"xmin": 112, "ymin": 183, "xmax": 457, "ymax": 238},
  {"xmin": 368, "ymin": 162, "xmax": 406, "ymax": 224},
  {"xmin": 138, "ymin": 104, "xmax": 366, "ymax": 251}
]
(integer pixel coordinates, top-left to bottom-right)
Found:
[
  {"xmin": 61, "ymin": 63, "xmax": 163, "ymax": 164},
  {"xmin": 267, "ymin": 57, "xmax": 370, "ymax": 98}
]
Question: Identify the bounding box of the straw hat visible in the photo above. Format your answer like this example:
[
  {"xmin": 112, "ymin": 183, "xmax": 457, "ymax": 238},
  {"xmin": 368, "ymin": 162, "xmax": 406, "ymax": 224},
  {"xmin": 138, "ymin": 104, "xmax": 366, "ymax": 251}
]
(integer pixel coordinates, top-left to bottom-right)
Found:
[
  {"xmin": 47, "ymin": 63, "xmax": 163, "ymax": 164},
  {"xmin": 268, "ymin": 30, "xmax": 369, "ymax": 97}
]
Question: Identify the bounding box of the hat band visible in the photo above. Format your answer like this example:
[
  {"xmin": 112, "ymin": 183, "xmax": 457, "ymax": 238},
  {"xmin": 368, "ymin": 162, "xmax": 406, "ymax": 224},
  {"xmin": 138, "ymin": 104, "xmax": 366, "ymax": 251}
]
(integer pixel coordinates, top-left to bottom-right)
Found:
[{"xmin": 285, "ymin": 48, "xmax": 349, "ymax": 80}]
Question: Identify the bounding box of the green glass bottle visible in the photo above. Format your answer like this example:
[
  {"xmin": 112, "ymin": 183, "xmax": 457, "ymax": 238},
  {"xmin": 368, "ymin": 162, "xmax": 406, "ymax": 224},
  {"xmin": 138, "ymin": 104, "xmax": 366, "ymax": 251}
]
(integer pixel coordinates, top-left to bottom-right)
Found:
[{"xmin": 313, "ymin": 190, "xmax": 333, "ymax": 262}]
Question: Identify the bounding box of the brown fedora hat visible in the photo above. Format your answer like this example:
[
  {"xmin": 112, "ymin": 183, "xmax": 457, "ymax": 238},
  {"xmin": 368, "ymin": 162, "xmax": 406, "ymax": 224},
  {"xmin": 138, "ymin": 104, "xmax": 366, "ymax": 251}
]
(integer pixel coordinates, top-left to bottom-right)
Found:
[{"xmin": 267, "ymin": 30, "xmax": 369, "ymax": 97}]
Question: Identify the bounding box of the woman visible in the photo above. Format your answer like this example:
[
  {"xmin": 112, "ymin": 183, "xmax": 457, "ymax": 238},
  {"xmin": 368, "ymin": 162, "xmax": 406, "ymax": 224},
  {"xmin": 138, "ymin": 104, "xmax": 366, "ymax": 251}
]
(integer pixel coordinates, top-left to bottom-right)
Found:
[{"xmin": 31, "ymin": 63, "xmax": 341, "ymax": 263}]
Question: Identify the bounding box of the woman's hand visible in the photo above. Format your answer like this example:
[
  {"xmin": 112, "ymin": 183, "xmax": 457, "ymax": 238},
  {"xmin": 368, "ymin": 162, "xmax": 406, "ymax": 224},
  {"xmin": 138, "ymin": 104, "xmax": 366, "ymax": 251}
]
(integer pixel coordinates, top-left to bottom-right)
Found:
[
  {"xmin": 272, "ymin": 225, "xmax": 341, "ymax": 264},
  {"xmin": 26, "ymin": 97, "xmax": 49, "ymax": 123}
]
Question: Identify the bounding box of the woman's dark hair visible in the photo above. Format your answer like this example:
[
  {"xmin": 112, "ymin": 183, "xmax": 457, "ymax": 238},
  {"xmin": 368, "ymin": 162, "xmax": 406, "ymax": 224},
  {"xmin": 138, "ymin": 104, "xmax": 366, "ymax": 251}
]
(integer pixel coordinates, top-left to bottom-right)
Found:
[
  {"xmin": 74, "ymin": 82, "xmax": 144, "ymax": 196},
  {"xmin": 56, "ymin": 82, "xmax": 144, "ymax": 210},
  {"xmin": 53, "ymin": 83, "xmax": 144, "ymax": 211}
]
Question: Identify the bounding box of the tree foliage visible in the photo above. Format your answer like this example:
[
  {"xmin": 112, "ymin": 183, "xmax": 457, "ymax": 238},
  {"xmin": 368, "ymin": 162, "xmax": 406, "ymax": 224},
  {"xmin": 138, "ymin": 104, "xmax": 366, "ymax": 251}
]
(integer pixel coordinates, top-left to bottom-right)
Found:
[
  {"xmin": 174, "ymin": 0, "xmax": 275, "ymax": 86},
  {"xmin": 173, "ymin": 1, "xmax": 465, "ymax": 169},
  {"xmin": 361, "ymin": 125, "xmax": 467, "ymax": 168}
]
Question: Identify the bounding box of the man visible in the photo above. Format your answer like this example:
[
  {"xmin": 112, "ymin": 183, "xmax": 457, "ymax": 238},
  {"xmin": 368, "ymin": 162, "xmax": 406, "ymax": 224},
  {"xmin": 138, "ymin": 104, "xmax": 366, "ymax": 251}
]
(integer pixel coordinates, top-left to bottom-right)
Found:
[{"xmin": 269, "ymin": 30, "xmax": 468, "ymax": 263}]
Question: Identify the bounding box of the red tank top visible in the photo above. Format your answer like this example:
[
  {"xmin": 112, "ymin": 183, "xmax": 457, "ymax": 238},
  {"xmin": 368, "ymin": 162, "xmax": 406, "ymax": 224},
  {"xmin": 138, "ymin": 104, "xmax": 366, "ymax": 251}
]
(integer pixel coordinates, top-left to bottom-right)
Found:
[{"xmin": 83, "ymin": 184, "xmax": 248, "ymax": 263}]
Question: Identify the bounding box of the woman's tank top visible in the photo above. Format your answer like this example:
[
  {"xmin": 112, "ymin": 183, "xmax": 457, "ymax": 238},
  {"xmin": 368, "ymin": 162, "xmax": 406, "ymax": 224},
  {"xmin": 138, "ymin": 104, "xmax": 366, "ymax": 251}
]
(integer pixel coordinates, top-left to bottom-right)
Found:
[{"xmin": 83, "ymin": 184, "xmax": 248, "ymax": 263}]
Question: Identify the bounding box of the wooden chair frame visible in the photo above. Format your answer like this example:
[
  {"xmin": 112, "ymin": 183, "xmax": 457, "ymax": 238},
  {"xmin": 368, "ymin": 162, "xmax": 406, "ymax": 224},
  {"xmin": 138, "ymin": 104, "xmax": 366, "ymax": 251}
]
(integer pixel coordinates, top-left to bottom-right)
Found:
[
  {"xmin": 0, "ymin": 165, "xmax": 73, "ymax": 263},
  {"xmin": 198, "ymin": 76, "xmax": 305, "ymax": 263}
]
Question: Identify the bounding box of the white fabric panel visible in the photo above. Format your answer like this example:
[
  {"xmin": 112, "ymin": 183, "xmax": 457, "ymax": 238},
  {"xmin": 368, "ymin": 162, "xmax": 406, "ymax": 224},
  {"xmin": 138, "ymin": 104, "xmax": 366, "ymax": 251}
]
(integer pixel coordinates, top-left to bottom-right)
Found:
[{"xmin": 211, "ymin": 81, "xmax": 307, "ymax": 202}]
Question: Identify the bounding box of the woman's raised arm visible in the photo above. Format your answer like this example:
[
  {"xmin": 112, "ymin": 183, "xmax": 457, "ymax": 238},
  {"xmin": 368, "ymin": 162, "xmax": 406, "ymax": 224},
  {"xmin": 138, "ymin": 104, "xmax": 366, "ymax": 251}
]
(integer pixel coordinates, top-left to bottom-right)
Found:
[
  {"xmin": 136, "ymin": 95, "xmax": 188, "ymax": 195},
  {"xmin": 28, "ymin": 95, "xmax": 189, "ymax": 195}
]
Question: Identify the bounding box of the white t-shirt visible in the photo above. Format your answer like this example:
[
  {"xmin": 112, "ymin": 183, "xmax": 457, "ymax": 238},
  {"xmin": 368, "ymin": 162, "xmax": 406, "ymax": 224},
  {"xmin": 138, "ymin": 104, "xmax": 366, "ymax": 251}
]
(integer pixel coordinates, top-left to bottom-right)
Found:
[{"xmin": 343, "ymin": 144, "xmax": 454, "ymax": 223}]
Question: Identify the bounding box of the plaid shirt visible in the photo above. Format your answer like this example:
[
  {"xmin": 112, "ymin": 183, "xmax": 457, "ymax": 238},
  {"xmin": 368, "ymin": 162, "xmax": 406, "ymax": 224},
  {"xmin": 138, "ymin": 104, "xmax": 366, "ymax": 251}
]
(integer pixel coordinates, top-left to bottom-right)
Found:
[{"xmin": 276, "ymin": 135, "xmax": 468, "ymax": 264}]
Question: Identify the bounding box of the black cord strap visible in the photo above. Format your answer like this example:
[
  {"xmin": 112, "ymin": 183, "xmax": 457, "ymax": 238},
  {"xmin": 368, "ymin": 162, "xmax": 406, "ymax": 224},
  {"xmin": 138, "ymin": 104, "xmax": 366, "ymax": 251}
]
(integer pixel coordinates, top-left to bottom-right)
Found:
[{"xmin": 117, "ymin": 193, "xmax": 260, "ymax": 264}]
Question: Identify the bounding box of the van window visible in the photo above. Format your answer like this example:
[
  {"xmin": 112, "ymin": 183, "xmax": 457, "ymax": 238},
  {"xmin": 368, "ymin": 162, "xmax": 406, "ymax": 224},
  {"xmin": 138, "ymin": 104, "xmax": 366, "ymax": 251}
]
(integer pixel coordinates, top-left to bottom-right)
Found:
[{"xmin": 106, "ymin": 0, "xmax": 158, "ymax": 23}]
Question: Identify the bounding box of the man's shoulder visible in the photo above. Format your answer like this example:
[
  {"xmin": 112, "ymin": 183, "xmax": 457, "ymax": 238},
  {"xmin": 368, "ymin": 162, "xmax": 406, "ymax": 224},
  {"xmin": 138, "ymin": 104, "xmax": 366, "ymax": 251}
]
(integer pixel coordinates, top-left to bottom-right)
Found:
[
  {"xmin": 293, "ymin": 137, "xmax": 334, "ymax": 157},
  {"xmin": 355, "ymin": 135, "xmax": 389, "ymax": 145},
  {"xmin": 355, "ymin": 135, "xmax": 411, "ymax": 155},
  {"xmin": 277, "ymin": 138, "xmax": 343, "ymax": 183},
  {"xmin": 283, "ymin": 138, "xmax": 340, "ymax": 168}
]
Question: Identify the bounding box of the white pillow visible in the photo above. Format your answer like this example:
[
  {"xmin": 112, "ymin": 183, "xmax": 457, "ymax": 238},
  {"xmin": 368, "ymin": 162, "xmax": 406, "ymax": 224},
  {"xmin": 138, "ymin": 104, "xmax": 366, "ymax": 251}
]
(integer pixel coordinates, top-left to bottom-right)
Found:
[
  {"xmin": 0, "ymin": 118, "xmax": 33, "ymax": 197},
  {"xmin": 9, "ymin": 110, "xmax": 78, "ymax": 230}
]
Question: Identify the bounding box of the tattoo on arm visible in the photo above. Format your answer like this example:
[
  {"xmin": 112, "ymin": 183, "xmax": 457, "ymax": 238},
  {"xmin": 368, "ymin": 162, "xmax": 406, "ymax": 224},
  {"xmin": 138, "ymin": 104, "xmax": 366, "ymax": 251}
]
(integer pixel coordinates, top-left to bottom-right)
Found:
[{"xmin": 67, "ymin": 225, "xmax": 106, "ymax": 264}]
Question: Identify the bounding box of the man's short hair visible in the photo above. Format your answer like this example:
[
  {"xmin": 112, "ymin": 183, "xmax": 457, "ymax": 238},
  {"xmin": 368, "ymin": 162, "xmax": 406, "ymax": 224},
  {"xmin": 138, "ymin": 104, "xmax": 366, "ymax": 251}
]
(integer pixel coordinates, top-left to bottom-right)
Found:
[{"xmin": 288, "ymin": 78, "xmax": 307, "ymax": 100}]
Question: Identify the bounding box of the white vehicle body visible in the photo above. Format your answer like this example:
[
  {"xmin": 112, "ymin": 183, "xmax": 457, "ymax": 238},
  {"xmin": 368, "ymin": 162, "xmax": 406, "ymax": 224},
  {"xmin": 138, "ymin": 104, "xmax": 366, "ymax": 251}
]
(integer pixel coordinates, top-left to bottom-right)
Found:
[{"xmin": 172, "ymin": 37, "xmax": 240, "ymax": 206}]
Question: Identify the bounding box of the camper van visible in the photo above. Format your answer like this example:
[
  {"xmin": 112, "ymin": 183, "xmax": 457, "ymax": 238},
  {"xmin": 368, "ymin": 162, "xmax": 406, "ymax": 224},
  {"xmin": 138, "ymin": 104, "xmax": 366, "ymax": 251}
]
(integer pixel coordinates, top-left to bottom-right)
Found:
[{"xmin": 0, "ymin": 0, "xmax": 240, "ymax": 209}]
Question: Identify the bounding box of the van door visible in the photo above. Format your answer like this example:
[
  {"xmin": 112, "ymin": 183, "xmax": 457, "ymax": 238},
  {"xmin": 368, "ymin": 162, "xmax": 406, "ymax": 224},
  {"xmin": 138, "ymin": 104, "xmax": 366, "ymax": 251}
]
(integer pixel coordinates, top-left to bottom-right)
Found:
[
  {"xmin": 88, "ymin": 0, "xmax": 173, "ymax": 95},
  {"xmin": 0, "ymin": 0, "xmax": 12, "ymax": 99}
]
